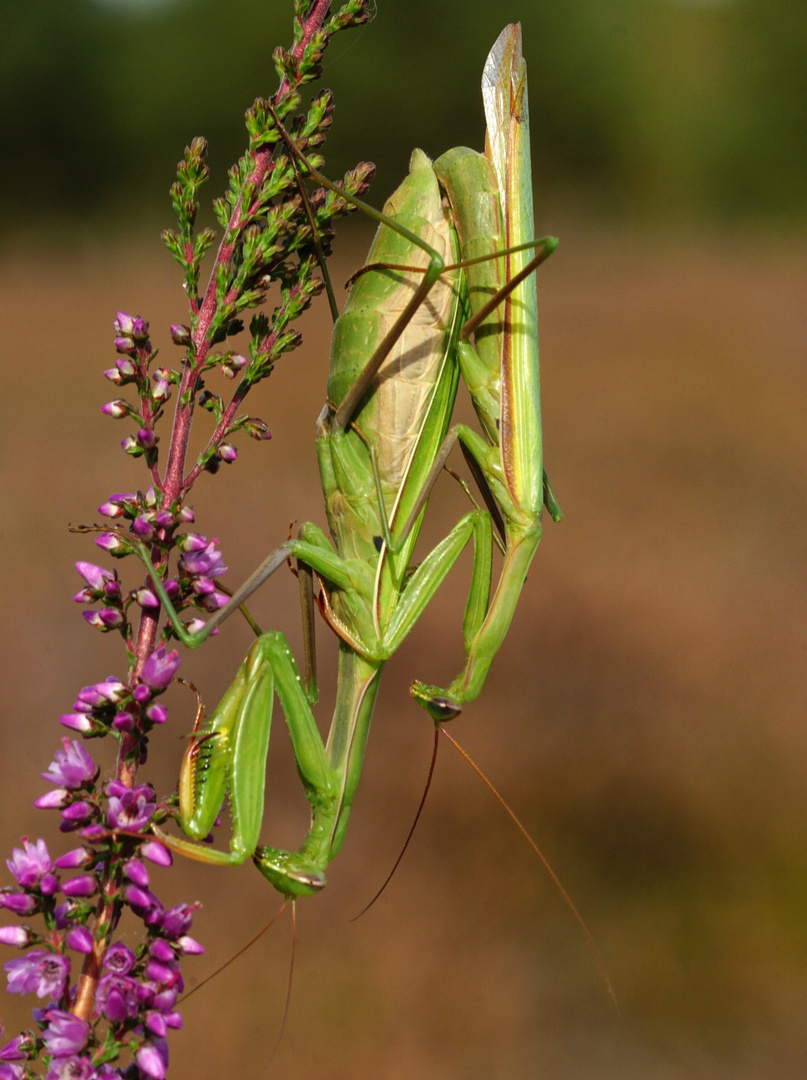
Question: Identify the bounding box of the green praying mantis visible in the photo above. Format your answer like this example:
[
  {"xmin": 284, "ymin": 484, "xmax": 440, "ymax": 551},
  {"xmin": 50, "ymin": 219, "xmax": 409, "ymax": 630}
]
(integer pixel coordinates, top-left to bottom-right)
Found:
[{"xmin": 137, "ymin": 23, "xmax": 561, "ymax": 899}]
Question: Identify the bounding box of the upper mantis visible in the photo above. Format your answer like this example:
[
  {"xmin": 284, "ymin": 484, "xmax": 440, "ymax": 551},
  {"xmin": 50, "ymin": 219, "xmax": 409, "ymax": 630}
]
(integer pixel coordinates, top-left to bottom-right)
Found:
[{"xmin": 136, "ymin": 23, "xmax": 560, "ymax": 898}]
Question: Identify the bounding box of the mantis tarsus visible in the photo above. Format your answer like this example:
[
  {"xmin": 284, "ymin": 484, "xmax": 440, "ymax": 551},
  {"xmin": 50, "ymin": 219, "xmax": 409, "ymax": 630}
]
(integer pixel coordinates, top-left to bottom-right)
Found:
[{"xmin": 137, "ymin": 23, "xmax": 560, "ymax": 899}]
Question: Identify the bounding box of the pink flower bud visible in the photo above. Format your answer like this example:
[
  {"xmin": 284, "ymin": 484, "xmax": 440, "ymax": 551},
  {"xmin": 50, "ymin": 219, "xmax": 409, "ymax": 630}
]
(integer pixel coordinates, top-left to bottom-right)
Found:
[
  {"xmin": 170, "ymin": 324, "xmax": 191, "ymax": 345},
  {"xmin": 116, "ymin": 358, "xmax": 136, "ymax": 377},
  {"xmin": 101, "ymin": 400, "xmax": 131, "ymax": 419},
  {"xmin": 61, "ymin": 875, "xmax": 98, "ymax": 898},
  {"xmin": 0, "ymin": 926, "xmax": 36, "ymax": 948},
  {"xmin": 95, "ymin": 533, "xmax": 130, "ymax": 555},
  {"xmin": 34, "ymin": 789, "xmax": 69, "ymax": 810},
  {"xmin": 132, "ymin": 515, "xmax": 155, "ymax": 541},
  {"xmin": 136, "ymin": 588, "xmax": 160, "ymax": 609},
  {"xmin": 140, "ymin": 841, "xmax": 172, "ymax": 867},
  {"xmin": 115, "ymin": 312, "xmax": 135, "ymax": 335},
  {"xmin": 65, "ymin": 926, "xmax": 94, "ymax": 954},
  {"xmin": 177, "ymin": 935, "xmax": 204, "ymax": 955},
  {"xmin": 59, "ymin": 714, "xmax": 94, "ymax": 734},
  {"xmin": 54, "ymin": 848, "xmax": 92, "ymax": 870}
]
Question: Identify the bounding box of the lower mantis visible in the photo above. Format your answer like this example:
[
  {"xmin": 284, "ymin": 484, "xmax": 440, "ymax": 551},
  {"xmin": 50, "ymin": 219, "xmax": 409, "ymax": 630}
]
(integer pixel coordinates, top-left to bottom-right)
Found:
[{"xmin": 136, "ymin": 23, "xmax": 559, "ymax": 898}]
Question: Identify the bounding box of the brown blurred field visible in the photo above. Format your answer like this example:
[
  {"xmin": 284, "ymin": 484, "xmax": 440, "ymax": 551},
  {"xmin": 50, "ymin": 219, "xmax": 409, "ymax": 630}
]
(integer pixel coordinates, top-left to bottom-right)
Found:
[{"xmin": 1, "ymin": 223, "xmax": 806, "ymax": 1079}]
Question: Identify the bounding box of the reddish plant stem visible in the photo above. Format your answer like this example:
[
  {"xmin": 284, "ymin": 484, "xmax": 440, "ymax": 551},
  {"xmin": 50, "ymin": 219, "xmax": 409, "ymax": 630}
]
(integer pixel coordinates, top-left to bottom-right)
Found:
[{"xmin": 163, "ymin": 0, "xmax": 334, "ymax": 502}]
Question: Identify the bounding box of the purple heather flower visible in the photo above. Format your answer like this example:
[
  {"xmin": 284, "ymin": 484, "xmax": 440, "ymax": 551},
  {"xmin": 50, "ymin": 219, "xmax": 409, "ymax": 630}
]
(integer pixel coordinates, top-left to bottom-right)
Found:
[
  {"xmin": 0, "ymin": 1034, "xmax": 30, "ymax": 1062},
  {"xmin": 42, "ymin": 740, "xmax": 97, "ymax": 790},
  {"xmin": 131, "ymin": 316, "xmax": 149, "ymax": 341},
  {"xmin": 53, "ymin": 902, "xmax": 84, "ymax": 930},
  {"xmin": 102, "ymin": 942, "xmax": 135, "ymax": 976},
  {"xmin": 139, "ymin": 841, "xmax": 172, "ymax": 868},
  {"xmin": 143, "ymin": 904, "xmax": 166, "ymax": 930},
  {"xmin": 64, "ymin": 927, "xmax": 93, "ymax": 954},
  {"xmin": 76, "ymin": 680, "xmax": 126, "ymax": 708},
  {"xmin": 178, "ymin": 506, "xmax": 194, "ymax": 523},
  {"xmin": 0, "ymin": 1063, "xmax": 25, "ymax": 1079},
  {"xmin": 40, "ymin": 874, "xmax": 59, "ymax": 896},
  {"xmin": 159, "ymin": 904, "xmax": 196, "ymax": 941},
  {"xmin": 199, "ymin": 590, "xmax": 229, "ymax": 613},
  {"xmin": 5, "ymin": 950, "xmax": 69, "ymax": 998},
  {"xmin": 145, "ymin": 1011, "xmax": 167, "ymax": 1037},
  {"xmin": 123, "ymin": 885, "xmax": 154, "ymax": 910},
  {"xmin": 140, "ymin": 647, "xmax": 181, "ymax": 691},
  {"xmin": 136, "ymin": 1041, "xmax": 167, "ymax": 1080},
  {"xmin": 60, "ymin": 875, "xmax": 97, "ymax": 899},
  {"xmin": 41, "ymin": 1010, "xmax": 89, "ymax": 1057},
  {"xmin": 114, "ymin": 336, "xmax": 135, "ymax": 354},
  {"xmin": 0, "ymin": 894, "xmax": 38, "ymax": 917},
  {"xmin": 0, "ymin": 927, "xmax": 36, "ymax": 948},
  {"xmin": 180, "ymin": 539, "xmax": 227, "ymax": 578},
  {"xmin": 218, "ymin": 443, "xmax": 237, "ymax": 464},
  {"xmin": 96, "ymin": 972, "xmax": 139, "ymax": 1023},
  {"xmin": 141, "ymin": 982, "xmax": 179, "ymax": 1012},
  {"xmin": 45, "ymin": 1054, "xmax": 95, "ymax": 1080},
  {"xmin": 149, "ymin": 939, "xmax": 174, "ymax": 965},
  {"xmin": 6, "ymin": 837, "xmax": 51, "ymax": 889}
]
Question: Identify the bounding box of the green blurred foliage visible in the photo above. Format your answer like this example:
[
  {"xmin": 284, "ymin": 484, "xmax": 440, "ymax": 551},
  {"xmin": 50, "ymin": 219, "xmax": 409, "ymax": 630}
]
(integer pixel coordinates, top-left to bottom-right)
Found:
[{"xmin": 2, "ymin": 0, "xmax": 806, "ymax": 231}]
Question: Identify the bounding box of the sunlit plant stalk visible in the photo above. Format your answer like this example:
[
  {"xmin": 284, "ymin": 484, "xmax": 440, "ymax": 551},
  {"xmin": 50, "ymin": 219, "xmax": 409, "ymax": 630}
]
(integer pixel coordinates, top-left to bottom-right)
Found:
[{"xmin": 0, "ymin": 3, "xmax": 372, "ymax": 1077}]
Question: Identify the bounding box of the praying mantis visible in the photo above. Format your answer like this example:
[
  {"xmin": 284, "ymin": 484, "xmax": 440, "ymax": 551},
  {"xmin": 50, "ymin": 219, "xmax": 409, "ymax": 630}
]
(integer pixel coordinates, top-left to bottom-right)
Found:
[{"xmin": 137, "ymin": 24, "xmax": 560, "ymax": 899}]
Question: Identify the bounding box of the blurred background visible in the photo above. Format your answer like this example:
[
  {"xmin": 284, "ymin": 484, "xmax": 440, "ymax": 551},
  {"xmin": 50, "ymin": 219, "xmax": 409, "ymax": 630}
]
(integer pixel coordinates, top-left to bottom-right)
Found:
[{"xmin": 1, "ymin": 0, "xmax": 806, "ymax": 1077}]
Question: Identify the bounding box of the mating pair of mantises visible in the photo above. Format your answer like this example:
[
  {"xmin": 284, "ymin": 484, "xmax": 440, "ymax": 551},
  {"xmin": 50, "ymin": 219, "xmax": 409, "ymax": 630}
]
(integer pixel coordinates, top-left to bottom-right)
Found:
[{"xmin": 138, "ymin": 24, "xmax": 563, "ymax": 901}]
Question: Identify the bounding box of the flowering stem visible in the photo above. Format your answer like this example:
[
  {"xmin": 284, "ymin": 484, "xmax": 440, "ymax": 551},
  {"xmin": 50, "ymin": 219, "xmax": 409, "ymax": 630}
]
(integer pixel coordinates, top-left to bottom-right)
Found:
[
  {"xmin": 1, "ymin": 3, "xmax": 374, "ymax": 1072},
  {"xmin": 73, "ymin": 0, "xmax": 341, "ymax": 1031}
]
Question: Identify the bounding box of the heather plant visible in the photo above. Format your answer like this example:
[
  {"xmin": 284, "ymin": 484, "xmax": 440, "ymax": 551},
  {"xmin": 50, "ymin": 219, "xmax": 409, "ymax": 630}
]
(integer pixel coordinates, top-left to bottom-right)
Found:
[{"xmin": 0, "ymin": 3, "xmax": 372, "ymax": 1077}]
